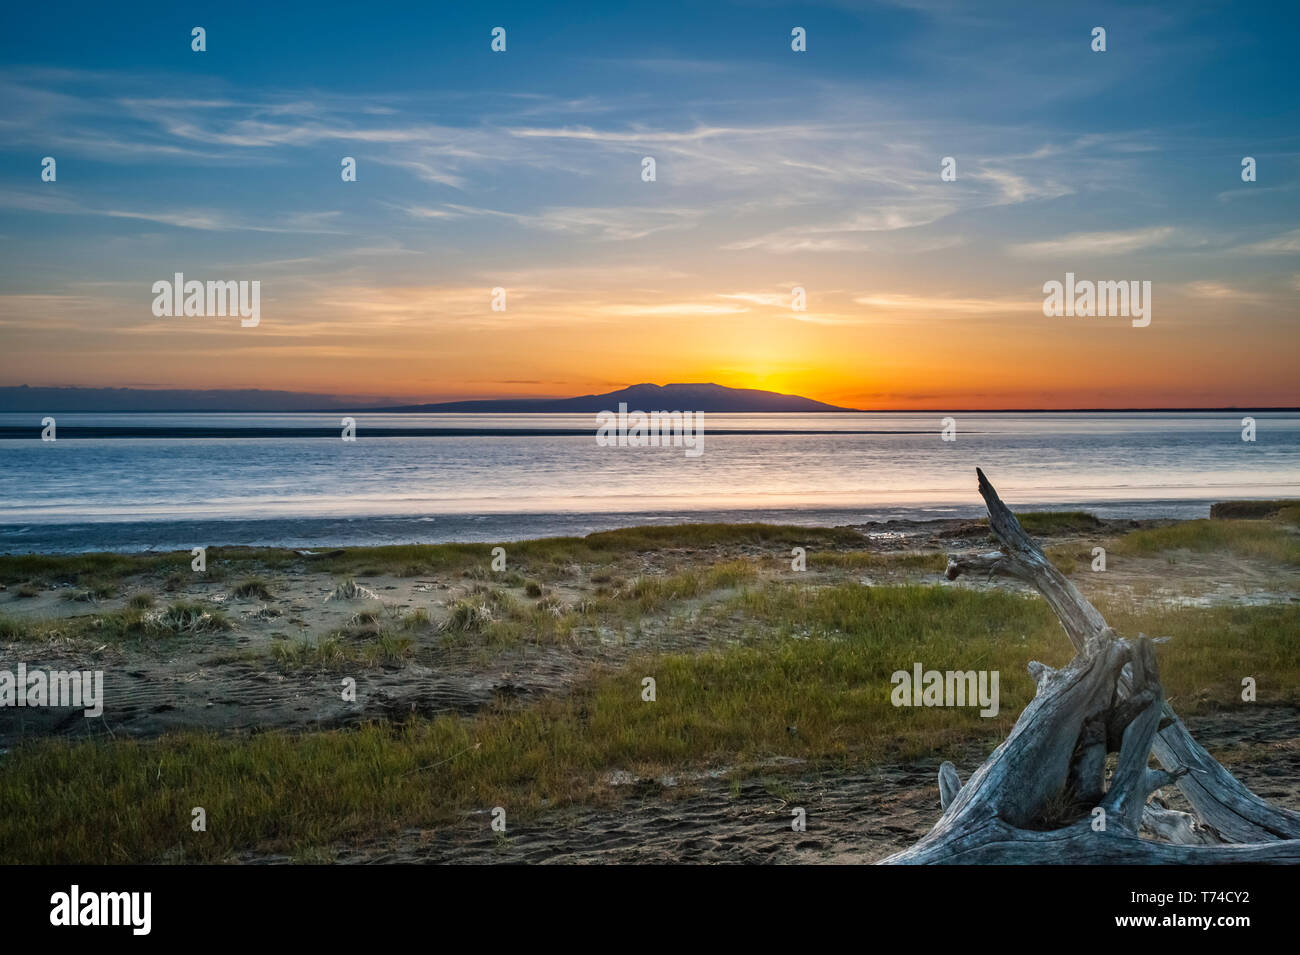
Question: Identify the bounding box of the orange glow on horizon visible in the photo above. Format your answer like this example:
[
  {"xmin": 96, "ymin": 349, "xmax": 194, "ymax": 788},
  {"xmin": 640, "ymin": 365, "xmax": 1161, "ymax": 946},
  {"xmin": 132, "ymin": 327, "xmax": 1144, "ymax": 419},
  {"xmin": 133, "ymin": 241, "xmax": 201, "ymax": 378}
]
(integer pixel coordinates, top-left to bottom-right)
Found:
[{"xmin": 2, "ymin": 291, "xmax": 1297, "ymax": 410}]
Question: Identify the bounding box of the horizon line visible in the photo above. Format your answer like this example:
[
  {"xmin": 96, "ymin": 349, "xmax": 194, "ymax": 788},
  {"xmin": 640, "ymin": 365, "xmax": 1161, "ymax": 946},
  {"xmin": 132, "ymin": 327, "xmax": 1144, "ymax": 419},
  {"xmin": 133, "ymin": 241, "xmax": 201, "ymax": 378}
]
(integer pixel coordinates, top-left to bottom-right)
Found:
[{"xmin": 2, "ymin": 407, "xmax": 1297, "ymax": 414}]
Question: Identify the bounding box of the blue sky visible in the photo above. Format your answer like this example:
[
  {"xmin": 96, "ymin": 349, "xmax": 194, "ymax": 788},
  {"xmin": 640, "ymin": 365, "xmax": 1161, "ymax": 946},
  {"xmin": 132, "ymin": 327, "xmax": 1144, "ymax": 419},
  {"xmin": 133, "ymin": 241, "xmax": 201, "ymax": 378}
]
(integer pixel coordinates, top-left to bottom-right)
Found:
[{"xmin": 1, "ymin": 0, "xmax": 1297, "ymax": 406}]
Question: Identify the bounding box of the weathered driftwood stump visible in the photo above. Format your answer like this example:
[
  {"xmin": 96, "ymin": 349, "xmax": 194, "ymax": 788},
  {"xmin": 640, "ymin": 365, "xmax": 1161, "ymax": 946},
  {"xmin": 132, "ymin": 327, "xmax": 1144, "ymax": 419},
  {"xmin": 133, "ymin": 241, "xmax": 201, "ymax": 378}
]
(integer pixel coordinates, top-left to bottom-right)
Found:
[{"xmin": 881, "ymin": 469, "xmax": 1300, "ymax": 864}]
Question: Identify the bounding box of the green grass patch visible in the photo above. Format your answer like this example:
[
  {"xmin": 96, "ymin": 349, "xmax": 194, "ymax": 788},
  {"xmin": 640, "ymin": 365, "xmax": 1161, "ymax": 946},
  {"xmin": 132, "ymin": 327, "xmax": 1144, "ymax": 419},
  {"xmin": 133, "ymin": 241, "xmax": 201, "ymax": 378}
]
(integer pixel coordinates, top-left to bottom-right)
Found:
[
  {"xmin": 0, "ymin": 524, "xmax": 863, "ymax": 594},
  {"xmin": 232, "ymin": 578, "xmax": 273, "ymax": 600},
  {"xmin": 0, "ymin": 552, "xmax": 185, "ymax": 587},
  {"xmin": 804, "ymin": 551, "xmax": 947, "ymax": 573},
  {"xmin": 1114, "ymin": 518, "xmax": 1300, "ymax": 566},
  {"xmin": 581, "ymin": 522, "xmax": 863, "ymax": 552},
  {"xmin": 1014, "ymin": 511, "xmax": 1103, "ymax": 535},
  {"xmin": 0, "ymin": 600, "xmax": 233, "ymax": 646},
  {"xmin": 1098, "ymin": 600, "xmax": 1300, "ymax": 710},
  {"xmin": 0, "ymin": 614, "xmax": 27, "ymax": 640},
  {"xmin": 0, "ymin": 586, "xmax": 1293, "ymax": 863},
  {"xmin": 969, "ymin": 511, "xmax": 1102, "ymax": 536},
  {"xmin": 271, "ymin": 630, "xmax": 414, "ymax": 671},
  {"xmin": 153, "ymin": 602, "xmax": 232, "ymax": 635},
  {"xmin": 614, "ymin": 560, "xmax": 756, "ymax": 614},
  {"xmin": 1209, "ymin": 500, "xmax": 1300, "ymax": 520}
]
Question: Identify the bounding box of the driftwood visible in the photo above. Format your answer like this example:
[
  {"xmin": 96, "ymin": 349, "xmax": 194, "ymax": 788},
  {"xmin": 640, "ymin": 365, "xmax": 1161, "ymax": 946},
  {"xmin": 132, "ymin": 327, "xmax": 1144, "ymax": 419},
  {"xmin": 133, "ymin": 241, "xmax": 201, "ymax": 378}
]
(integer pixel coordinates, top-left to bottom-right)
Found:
[{"xmin": 881, "ymin": 468, "xmax": 1300, "ymax": 864}]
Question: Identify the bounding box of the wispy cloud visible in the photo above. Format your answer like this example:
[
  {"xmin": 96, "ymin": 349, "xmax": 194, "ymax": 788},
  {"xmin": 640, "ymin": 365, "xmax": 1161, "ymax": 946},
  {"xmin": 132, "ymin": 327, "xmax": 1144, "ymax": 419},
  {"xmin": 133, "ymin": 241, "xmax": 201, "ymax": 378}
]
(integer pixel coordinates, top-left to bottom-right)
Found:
[
  {"xmin": 852, "ymin": 292, "xmax": 1040, "ymax": 314},
  {"xmin": 1009, "ymin": 226, "xmax": 1178, "ymax": 258},
  {"xmin": 1235, "ymin": 229, "xmax": 1300, "ymax": 254}
]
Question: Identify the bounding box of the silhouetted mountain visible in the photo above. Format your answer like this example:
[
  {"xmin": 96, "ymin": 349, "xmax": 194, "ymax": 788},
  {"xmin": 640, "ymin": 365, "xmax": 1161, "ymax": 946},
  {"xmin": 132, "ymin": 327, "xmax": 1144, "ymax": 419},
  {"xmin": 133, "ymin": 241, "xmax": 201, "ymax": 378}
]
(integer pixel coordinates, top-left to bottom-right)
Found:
[
  {"xmin": 0, "ymin": 382, "xmax": 854, "ymax": 413},
  {"xmin": 2, "ymin": 384, "xmax": 1285, "ymax": 414},
  {"xmin": 376, "ymin": 383, "xmax": 859, "ymax": 413},
  {"xmin": 0, "ymin": 386, "xmax": 382, "ymax": 413}
]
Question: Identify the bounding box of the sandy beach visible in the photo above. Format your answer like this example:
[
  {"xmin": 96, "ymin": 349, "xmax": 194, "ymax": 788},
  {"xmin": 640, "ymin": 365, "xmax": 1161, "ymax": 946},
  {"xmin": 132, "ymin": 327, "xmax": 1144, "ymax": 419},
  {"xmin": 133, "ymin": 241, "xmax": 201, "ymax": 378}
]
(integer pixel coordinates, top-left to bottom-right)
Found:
[{"xmin": 2, "ymin": 507, "xmax": 1296, "ymax": 863}]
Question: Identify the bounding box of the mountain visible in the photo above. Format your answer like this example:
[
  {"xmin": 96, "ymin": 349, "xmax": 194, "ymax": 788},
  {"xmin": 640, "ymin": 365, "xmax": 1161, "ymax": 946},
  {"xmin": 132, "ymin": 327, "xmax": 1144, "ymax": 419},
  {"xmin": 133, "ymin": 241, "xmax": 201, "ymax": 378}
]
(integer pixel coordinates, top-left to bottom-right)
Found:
[
  {"xmin": 0, "ymin": 386, "xmax": 387, "ymax": 413},
  {"xmin": 375, "ymin": 383, "xmax": 859, "ymax": 413},
  {"xmin": 0, "ymin": 383, "xmax": 857, "ymax": 413}
]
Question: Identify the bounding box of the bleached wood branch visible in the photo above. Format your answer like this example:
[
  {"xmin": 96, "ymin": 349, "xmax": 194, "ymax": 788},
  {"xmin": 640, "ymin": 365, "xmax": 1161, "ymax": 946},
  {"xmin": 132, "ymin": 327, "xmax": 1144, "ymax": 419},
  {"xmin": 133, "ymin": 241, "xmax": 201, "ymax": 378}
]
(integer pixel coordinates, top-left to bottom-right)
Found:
[{"xmin": 881, "ymin": 468, "xmax": 1300, "ymax": 864}]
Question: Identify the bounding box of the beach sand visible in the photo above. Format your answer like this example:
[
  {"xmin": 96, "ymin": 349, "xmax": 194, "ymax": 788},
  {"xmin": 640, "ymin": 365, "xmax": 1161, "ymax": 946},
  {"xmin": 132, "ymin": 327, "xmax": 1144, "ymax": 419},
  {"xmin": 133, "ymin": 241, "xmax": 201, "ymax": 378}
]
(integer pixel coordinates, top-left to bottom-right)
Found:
[{"xmin": 2, "ymin": 512, "xmax": 1297, "ymax": 863}]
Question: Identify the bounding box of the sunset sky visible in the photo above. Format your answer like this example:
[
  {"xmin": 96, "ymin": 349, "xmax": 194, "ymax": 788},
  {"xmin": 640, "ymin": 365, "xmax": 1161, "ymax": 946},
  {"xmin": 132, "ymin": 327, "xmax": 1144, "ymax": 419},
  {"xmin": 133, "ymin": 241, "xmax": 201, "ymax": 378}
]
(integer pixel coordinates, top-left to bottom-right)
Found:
[{"xmin": 1, "ymin": 0, "xmax": 1297, "ymax": 409}]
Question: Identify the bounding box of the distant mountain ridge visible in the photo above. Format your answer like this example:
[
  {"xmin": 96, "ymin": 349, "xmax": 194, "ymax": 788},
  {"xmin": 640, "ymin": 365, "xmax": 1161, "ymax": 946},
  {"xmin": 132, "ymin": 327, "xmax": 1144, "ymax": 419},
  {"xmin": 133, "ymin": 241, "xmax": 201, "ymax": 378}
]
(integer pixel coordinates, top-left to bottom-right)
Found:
[
  {"xmin": 4, "ymin": 384, "xmax": 1292, "ymax": 414},
  {"xmin": 0, "ymin": 383, "xmax": 857, "ymax": 413},
  {"xmin": 0, "ymin": 386, "xmax": 375, "ymax": 413},
  {"xmin": 377, "ymin": 383, "xmax": 858, "ymax": 413}
]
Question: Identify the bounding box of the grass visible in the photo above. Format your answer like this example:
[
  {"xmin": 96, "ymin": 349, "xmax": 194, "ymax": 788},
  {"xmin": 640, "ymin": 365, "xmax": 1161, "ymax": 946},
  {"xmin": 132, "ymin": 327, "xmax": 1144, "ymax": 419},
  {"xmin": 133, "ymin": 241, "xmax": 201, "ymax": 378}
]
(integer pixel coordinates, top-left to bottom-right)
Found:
[
  {"xmin": 271, "ymin": 615, "xmax": 418, "ymax": 671},
  {"xmin": 60, "ymin": 579, "xmax": 117, "ymax": 602},
  {"xmin": 1098, "ymin": 600, "xmax": 1300, "ymax": 710},
  {"xmin": 272, "ymin": 634, "xmax": 413, "ymax": 670},
  {"xmin": 0, "ymin": 601, "xmax": 231, "ymax": 645},
  {"xmin": 613, "ymin": 560, "xmax": 756, "ymax": 614},
  {"xmin": 803, "ymin": 550, "xmax": 947, "ymax": 573},
  {"xmin": 1, "ymin": 510, "xmax": 1295, "ymax": 862},
  {"xmin": 328, "ymin": 579, "xmax": 380, "ymax": 601},
  {"xmin": 1013, "ymin": 511, "xmax": 1104, "ymax": 535},
  {"xmin": 399, "ymin": 608, "xmax": 432, "ymax": 630},
  {"xmin": 272, "ymin": 635, "xmax": 350, "ymax": 670},
  {"xmin": 580, "ymin": 522, "xmax": 864, "ymax": 552},
  {"xmin": 439, "ymin": 564, "xmax": 757, "ymax": 647},
  {"xmin": 4, "ymin": 583, "xmax": 1292, "ymax": 864},
  {"xmin": 152, "ymin": 602, "xmax": 232, "ymax": 635},
  {"xmin": 0, "ymin": 524, "xmax": 863, "ymax": 590},
  {"xmin": 1, "ymin": 508, "xmax": 1282, "ymax": 601},
  {"xmin": 1209, "ymin": 500, "xmax": 1300, "ymax": 520},
  {"xmin": 442, "ymin": 588, "xmax": 514, "ymax": 634},
  {"xmin": 0, "ymin": 551, "xmax": 186, "ymax": 587},
  {"xmin": 1113, "ymin": 518, "xmax": 1300, "ymax": 566},
  {"xmin": 232, "ymin": 578, "xmax": 273, "ymax": 600},
  {"xmin": 1043, "ymin": 543, "xmax": 1102, "ymax": 574},
  {"xmin": 965, "ymin": 510, "xmax": 1102, "ymax": 537}
]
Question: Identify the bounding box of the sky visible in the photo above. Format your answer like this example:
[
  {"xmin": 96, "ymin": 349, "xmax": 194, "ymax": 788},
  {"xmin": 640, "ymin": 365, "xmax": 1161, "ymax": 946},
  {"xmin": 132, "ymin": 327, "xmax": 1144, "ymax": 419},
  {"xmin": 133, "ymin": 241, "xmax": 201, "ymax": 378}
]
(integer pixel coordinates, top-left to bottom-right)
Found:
[{"xmin": 1, "ymin": 0, "xmax": 1297, "ymax": 409}]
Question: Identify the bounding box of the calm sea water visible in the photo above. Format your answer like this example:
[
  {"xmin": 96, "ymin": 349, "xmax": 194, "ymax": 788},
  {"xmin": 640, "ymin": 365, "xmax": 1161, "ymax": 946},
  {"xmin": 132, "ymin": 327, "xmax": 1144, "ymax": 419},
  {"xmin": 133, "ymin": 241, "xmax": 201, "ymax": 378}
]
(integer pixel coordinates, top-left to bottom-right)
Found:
[{"xmin": 1, "ymin": 412, "xmax": 1296, "ymax": 553}]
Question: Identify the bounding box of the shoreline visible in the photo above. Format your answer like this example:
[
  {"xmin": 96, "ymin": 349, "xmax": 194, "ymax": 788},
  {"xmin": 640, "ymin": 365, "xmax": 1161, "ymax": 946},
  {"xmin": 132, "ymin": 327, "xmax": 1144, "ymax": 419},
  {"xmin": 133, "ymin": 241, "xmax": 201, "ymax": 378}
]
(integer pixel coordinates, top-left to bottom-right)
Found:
[
  {"xmin": 2, "ymin": 426, "xmax": 957, "ymax": 439},
  {"xmin": 0, "ymin": 500, "xmax": 1270, "ymax": 556},
  {"xmin": 1, "ymin": 505, "xmax": 1296, "ymax": 862}
]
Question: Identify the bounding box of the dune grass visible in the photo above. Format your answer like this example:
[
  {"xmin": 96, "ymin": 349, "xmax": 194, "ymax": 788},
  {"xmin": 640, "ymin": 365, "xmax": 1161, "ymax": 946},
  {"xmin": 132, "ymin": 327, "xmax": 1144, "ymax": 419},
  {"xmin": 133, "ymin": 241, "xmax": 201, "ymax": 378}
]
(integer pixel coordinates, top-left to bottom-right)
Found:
[
  {"xmin": 804, "ymin": 550, "xmax": 947, "ymax": 572},
  {"xmin": 271, "ymin": 632, "xmax": 414, "ymax": 671},
  {"xmin": 1013, "ymin": 511, "xmax": 1104, "ymax": 535},
  {"xmin": 2, "ymin": 582, "xmax": 1292, "ymax": 864},
  {"xmin": 1209, "ymin": 500, "xmax": 1300, "ymax": 521},
  {"xmin": 1113, "ymin": 518, "xmax": 1300, "ymax": 566},
  {"xmin": 613, "ymin": 560, "xmax": 756, "ymax": 613},
  {"xmin": 0, "ymin": 523, "xmax": 863, "ymax": 591},
  {"xmin": 231, "ymin": 577, "xmax": 274, "ymax": 600},
  {"xmin": 1098, "ymin": 600, "xmax": 1300, "ymax": 708},
  {"xmin": 963, "ymin": 511, "xmax": 1102, "ymax": 537},
  {"xmin": 1, "ymin": 512, "xmax": 1293, "ymax": 862},
  {"xmin": 0, "ymin": 551, "xmax": 187, "ymax": 587},
  {"xmin": 3, "ymin": 508, "xmax": 1288, "ymax": 596},
  {"xmin": 0, "ymin": 600, "xmax": 231, "ymax": 645}
]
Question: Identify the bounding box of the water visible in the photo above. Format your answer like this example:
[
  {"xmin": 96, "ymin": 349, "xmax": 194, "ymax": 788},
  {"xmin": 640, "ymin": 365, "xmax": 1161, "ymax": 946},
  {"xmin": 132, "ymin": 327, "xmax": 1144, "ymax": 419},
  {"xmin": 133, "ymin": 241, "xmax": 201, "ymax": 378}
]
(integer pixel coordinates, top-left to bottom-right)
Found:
[{"xmin": 1, "ymin": 412, "xmax": 1296, "ymax": 553}]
